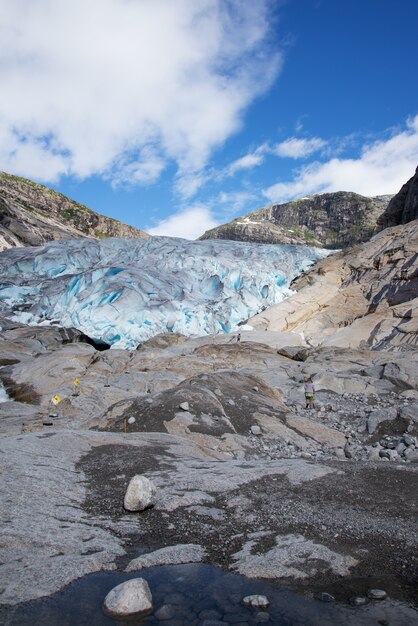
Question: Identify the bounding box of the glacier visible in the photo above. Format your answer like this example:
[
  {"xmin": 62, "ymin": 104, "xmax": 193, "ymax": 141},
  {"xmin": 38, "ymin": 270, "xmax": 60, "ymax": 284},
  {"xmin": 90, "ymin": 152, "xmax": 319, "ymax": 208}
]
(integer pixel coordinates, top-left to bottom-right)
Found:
[
  {"xmin": 0, "ymin": 379, "xmax": 9, "ymax": 403},
  {"xmin": 0, "ymin": 237, "xmax": 329, "ymax": 349}
]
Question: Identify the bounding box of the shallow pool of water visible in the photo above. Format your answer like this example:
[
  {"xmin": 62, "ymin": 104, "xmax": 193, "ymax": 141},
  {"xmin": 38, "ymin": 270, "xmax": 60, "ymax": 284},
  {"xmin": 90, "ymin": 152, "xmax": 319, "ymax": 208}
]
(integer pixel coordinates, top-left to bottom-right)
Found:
[{"xmin": 2, "ymin": 563, "xmax": 418, "ymax": 625}]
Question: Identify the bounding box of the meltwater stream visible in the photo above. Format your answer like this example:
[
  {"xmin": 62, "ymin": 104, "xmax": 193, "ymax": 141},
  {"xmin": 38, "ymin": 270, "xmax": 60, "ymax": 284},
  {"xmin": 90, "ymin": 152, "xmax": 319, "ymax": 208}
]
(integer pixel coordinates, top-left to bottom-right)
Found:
[{"xmin": 0, "ymin": 237, "xmax": 329, "ymax": 349}]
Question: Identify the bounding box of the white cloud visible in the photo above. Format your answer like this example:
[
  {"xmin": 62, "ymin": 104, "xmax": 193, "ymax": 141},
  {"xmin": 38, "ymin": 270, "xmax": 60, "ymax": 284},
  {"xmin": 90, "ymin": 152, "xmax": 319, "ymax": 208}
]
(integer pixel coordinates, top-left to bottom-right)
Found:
[
  {"xmin": 218, "ymin": 190, "xmax": 260, "ymax": 212},
  {"xmin": 107, "ymin": 146, "xmax": 166, "ymax": 187},
  {"xmin": 273, "ymin": 137, "xmax": 326, "ymax": 159},
  {"xmin": 0, "ymin": 0, "xmax": 281, "ymax": 185},
  {"xmin": 174, "ymin": 171, "xmax": 210, "ymax": 200},
  {"xmin": 147, "ymin": 205, "xmax": 219, "ymax": 240},
  {"xmin": 217, "ymin": 137, "xmax": 325, "ymax": 184},
  {"xmin": 226, "ymin": 146, "xmax": 267, "ymax": 175},
  {"xmin": 264, "ymin": 115, "xmax": 418, "ymax": 202},
  {"xmin": 0, "ymin": 127, "xmax": 70, "ymax": 181},
  {"xmin": 174, "ymin": 144, "xmax": 267, "ymax": 199}
]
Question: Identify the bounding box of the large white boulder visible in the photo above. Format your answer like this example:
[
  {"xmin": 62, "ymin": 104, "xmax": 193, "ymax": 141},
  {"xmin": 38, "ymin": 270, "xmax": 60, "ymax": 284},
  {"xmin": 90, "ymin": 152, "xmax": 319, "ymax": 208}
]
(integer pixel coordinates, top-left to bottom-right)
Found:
[
  {"xmin": 103, "ymin": 578, "xmax": 153, "ymax": 618},
  {"xmin": 124, "ymin": 475, "xmax": 156, "ymax": 512}
]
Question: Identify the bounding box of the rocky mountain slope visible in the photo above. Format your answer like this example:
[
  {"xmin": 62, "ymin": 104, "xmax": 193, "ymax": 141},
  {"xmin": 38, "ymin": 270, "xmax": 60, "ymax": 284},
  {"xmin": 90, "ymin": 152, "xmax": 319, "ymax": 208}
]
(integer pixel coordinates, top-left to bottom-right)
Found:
[
  {"xmin": 0, "ymin": 171, "xmax": 149, "ymax": 251},
  {"xmin": 377, "ymin": 165, "xmax": 418, "ymax": 228},
  {"xmin": 200, "ymin": 191, "xmax": 392, "ymax": 248},
  {"xmin": 248, "ymin": 173, "xmax": 418, "ymax": 351}
]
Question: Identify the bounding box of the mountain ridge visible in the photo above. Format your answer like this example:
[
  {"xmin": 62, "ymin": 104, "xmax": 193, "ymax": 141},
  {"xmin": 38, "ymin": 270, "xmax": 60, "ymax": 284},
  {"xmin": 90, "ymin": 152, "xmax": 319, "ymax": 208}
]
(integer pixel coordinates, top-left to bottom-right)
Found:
[
  {"xmin": 200, "ymin": 191, "xmax": 392, "ymax": 248},
  {"xmin": 0, "ymin": 171, "xmax": 149, "ymax": 251}
]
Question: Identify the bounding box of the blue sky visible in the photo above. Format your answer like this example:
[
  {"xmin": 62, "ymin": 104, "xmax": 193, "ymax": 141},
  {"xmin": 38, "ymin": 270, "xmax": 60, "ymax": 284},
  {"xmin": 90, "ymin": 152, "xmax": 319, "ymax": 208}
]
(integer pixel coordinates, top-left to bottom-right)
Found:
[{"xmin": 1, "ymin": 0, "xmax": 418, "ymax": 238}]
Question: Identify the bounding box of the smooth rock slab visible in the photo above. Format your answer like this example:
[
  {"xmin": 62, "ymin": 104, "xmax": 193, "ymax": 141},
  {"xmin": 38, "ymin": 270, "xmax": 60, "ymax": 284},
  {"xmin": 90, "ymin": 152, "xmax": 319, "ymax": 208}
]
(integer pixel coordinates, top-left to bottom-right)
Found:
[
  {"xmin": 0, "ymin": 430, "xmax": 132, "ymax": 606},
  {"xmin": 103, "ymin": 578, "xmax": 152, "ymax": 618},
  {"xmin": 232, "ymin": 533, "xmax": 358, "ymax": 579},
  {"xmin": 286, "ymin": 415, "xmax": 346, "ymax": 447},
  {"xmin": 124, "ymin": 475, "xmax": 156, "ymax": 511},
  {"xmin": 126, "ymin": 543, "xmax": 206, "ymax": 572}
]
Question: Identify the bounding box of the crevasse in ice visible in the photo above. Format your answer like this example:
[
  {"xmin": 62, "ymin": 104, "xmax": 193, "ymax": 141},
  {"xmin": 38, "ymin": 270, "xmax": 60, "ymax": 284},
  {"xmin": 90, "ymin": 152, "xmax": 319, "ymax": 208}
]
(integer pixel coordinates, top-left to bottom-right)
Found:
[{"xmin": 0, "ymin": 237, "xmax": 329, "ymax": 349}]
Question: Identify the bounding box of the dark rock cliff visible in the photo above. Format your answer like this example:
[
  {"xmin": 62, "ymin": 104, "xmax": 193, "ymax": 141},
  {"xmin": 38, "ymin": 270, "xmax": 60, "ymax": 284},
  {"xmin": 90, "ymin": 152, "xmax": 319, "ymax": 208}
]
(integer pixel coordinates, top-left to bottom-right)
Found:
[
  {"xmin": 200, "ymin": 191, "xmax": 392, "ymax": 248},
  {"xmin": 0, "ymin": 171, "xmax": 149, "ymax": 250},
  {"xmin": 377, "ymin": 166, "xmax": 418, "ymax": 229}
]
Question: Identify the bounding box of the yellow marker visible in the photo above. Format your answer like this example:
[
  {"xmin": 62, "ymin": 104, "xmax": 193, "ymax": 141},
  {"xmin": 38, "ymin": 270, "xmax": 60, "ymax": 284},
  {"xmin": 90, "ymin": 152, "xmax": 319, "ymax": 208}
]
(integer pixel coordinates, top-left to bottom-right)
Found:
[
  {"xmin": 51, "ymin": 395, "xmax": 61, "ymax": 405},
  {"xmin": 72, "ymin": 377, "xmax": 80, "ymax": 396}
]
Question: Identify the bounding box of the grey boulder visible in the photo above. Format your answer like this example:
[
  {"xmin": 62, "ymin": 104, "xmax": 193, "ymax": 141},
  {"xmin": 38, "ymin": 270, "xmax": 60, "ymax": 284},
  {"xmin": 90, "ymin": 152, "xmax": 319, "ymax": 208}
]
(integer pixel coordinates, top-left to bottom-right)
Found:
[
  {"xmin": 103, "ymin": 578, "xmax": 153, "ymax": 618},
  {"xmin": 124, "ymin": 475, "xmax": 156, "ymax": 512}
]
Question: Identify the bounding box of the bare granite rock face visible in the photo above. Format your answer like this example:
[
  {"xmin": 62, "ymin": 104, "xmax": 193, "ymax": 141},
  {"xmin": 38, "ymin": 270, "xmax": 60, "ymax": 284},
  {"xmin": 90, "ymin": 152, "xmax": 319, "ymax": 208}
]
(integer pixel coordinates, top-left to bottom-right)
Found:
[
  {"xmin": 377, "ymin": 166, "xmax": 418, "ymax": 228},
  {"xmin": 249, "ymin": 219, "xmax": 418, "ymax": 350},
  {"xmin": 200, "ymin": 191, "xmax": 392, "ymax": 248},
  {"xmin": 0, "ymin": 171, "xmax": 149, "ymax": 251}
]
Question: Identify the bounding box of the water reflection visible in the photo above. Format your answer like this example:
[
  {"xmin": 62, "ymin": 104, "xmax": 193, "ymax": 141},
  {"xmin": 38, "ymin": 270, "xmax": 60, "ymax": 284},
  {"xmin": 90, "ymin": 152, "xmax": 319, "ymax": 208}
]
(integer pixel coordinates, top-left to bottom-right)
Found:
[{"xmin": 3, "ymin": 563, "xmax": 418, "ymax": 625}]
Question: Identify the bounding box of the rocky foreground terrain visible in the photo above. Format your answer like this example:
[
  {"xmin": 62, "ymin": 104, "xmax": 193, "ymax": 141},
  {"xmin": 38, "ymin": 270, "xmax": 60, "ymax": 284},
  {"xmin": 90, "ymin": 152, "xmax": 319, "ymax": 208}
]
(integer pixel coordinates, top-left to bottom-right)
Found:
[
  {"xmin": 0, "ymin": 171, "xmax": 149, "ymax": 251},
  {"xmin": 0, "ymin": 317, "xmax": 418, "ymax": 623}
]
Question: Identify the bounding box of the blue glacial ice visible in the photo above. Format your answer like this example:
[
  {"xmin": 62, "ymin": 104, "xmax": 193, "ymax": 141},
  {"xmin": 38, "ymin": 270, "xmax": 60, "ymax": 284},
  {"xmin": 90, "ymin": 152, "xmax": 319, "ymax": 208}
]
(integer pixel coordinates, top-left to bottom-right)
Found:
[
  {"xmin": 0, "ymin": 380, "xmax": 9, "ymax": 403},
  {"xmin": 0, "ymin": 236, "xmax": 330, "ymax": 349}
]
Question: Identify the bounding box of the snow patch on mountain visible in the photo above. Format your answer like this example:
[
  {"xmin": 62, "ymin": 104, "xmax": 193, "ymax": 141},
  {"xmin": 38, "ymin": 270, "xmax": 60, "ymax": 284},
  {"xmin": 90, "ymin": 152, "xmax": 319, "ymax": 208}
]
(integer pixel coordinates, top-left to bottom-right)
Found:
[{"xmin": 0, "ymin": 237, "xmax": 329, "ymax": 349}]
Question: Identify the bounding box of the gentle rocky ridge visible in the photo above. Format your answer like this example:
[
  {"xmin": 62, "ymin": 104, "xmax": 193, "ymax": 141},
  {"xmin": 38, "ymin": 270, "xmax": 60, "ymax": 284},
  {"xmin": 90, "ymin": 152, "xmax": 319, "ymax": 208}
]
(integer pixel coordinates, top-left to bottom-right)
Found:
[
  {"xmin": 200, "ymin": 191, "xmax": 392, "ymax": 248},
  {"xmin": 0, "ymin": 171, "xmax": 149, "ymax": 251}
]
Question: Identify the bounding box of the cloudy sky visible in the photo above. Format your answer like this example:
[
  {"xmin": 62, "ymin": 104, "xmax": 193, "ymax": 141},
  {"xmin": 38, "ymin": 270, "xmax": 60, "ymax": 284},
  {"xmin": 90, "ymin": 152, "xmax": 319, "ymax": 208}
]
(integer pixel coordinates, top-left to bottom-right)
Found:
[{"xmin": 1, "ymin": 0, "xmax": 418, "ymax": 239}]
